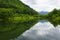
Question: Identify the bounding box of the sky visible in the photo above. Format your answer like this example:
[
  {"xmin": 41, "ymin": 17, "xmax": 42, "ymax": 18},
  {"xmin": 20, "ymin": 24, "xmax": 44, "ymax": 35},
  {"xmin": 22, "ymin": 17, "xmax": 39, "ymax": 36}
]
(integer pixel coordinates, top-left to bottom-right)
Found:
[
  {"xmin": 15, "ymin": 21, "xmax": 60, "ymax": 40},
  {"xmin": 20, "ymin": 0, "xmax": 60, "ymax": 12}
]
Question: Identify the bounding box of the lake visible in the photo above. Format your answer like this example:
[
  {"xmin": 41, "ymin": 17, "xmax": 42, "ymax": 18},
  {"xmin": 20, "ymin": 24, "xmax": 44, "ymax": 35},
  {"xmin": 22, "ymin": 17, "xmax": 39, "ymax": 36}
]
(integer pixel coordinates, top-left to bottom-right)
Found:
[{"xmin": 14, "ymin": 20, "xmax": 60, "ymax": 40}]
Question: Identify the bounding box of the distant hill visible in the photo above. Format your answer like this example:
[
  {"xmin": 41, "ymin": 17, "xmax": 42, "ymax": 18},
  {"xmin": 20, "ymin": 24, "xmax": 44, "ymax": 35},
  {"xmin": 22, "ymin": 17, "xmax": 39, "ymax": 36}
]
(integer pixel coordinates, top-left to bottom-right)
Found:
[{"xmin": 39, "ymin": 11, "xmax": 48, "ymax": 15}]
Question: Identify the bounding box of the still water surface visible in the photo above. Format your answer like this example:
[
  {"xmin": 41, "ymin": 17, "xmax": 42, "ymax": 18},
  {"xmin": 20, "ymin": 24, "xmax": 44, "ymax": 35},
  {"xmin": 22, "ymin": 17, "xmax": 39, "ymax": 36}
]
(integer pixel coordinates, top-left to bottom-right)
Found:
[{"xmin": 15, "ymin": 20, "xmax": 60, "ymax": 40}]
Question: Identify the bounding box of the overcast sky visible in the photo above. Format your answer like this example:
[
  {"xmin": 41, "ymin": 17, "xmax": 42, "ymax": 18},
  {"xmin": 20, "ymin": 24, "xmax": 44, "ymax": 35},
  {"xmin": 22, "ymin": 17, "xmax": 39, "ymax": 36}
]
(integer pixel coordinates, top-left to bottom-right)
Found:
[{"xmin": 21, "ymin": 0, "xmax": 60, "ymax": 12}]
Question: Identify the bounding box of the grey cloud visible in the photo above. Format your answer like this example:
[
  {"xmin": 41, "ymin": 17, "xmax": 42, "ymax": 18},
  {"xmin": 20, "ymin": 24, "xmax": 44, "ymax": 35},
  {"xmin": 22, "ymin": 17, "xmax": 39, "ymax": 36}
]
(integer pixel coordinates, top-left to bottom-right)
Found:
[{"xmin": 26, "ymin": 0, "xmax": 36, "ymax": 4}]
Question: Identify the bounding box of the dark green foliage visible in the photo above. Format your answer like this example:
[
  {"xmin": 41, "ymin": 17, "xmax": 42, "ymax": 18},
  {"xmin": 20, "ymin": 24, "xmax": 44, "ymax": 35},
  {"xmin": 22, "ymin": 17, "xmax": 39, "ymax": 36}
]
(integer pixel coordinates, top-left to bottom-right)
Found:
[
  {"xmin": 0, "ymin": 0, "xmax": 38, "ymax": 15},
  {"xmin": 0, "ymin": 0, "xmax": 39, "ymax": 40},
  {"xmin": 46, "ymin": 9, "xmax": 60, "ymax": 26},
  {"xmin": 0, "ymin": 20, "xmax": 38, "ymax": 40}
]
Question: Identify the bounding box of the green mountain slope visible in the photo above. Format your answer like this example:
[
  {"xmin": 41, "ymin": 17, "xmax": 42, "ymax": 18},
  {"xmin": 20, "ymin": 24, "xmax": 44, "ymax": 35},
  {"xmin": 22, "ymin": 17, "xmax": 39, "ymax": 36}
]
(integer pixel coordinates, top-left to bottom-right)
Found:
[
  {"xmin": 46, "ymin": 9, "xmax": 60, "ymax": 26},
  {"xmin": 0, "ymin": 0, "xmax": 39, "ymax": 40},
  {"xmin": 0, "ymin": 0, "xmax": 38, "ymax": 15}
]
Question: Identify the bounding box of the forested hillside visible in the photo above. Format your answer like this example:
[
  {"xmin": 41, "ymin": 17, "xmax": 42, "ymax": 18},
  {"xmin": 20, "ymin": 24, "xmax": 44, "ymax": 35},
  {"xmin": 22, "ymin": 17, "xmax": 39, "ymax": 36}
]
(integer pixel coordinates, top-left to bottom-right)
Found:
[
  {"xmin": 46, "ymin": 9, "xmax": 60, "ymax": 26},
  {"xmin": 0, "ymin": 0, "xmax": 38, "ymax": 15},
  {"xmin": 0, "ymin": 0, "xmax": 39, "ymax": 40}
]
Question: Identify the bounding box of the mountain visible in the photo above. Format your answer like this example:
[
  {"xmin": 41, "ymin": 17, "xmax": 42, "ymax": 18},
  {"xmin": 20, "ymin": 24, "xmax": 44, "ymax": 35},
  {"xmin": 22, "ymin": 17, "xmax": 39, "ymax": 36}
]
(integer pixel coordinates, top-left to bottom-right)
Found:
[
  {"xmin": 0, "ymin": 0, "xmax": 38, "ymax": 31},
  {"xmin": 39, "ymin": 11, "xmax": 48, "ymax": 15},
  {"xmin": 0, "ymin": 0, "xmax": 38, "ymax": 40},
  {"xmin": 0, "ymin": 0, "xmax": 38, "ymax": 15}
]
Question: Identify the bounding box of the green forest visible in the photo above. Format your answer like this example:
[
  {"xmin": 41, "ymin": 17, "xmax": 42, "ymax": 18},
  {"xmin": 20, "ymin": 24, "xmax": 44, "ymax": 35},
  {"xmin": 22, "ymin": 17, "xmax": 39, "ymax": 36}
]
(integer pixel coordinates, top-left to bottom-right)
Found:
[
  {"xmin": 0, "ymin": 0, "xmax": 60, "ymax": 40},
  {"xmin": 46, "ymin": 9, "xmax": 60, "ymax": 26}
]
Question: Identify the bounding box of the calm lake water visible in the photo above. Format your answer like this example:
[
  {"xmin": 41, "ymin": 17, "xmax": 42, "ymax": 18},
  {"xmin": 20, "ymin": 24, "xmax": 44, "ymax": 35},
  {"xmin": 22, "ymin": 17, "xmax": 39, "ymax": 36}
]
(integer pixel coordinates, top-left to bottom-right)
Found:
[{"xmin": 15, "ymin": 20, "xmax": 60, "ymax": 40}]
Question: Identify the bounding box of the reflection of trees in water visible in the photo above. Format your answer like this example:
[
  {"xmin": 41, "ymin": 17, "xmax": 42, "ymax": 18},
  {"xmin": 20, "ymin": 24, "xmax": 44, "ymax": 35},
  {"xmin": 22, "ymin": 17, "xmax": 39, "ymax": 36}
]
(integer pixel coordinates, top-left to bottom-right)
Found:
[{"xmin": 0, "ymin": 19, "xmax": 38, "ymax": 40}]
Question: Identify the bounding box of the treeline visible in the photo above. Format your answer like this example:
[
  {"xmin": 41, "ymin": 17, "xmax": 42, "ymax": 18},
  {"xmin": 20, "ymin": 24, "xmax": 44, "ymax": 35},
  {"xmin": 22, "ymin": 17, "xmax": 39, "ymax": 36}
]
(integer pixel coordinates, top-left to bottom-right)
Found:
[{"xmin": 46, "ymin": 9, "xmax": 60, "ymax": 26}]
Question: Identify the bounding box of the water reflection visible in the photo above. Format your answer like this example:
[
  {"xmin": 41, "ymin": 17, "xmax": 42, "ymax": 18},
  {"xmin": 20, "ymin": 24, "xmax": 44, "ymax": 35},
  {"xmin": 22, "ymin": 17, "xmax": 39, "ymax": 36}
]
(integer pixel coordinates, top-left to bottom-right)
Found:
[
  {"xmin": 15, "ymin": 20, "xmax": 60, "ymax": 40},
  {"xmin": 0, "ymin": 20, "xmax": 38, "ymax": 40}
]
